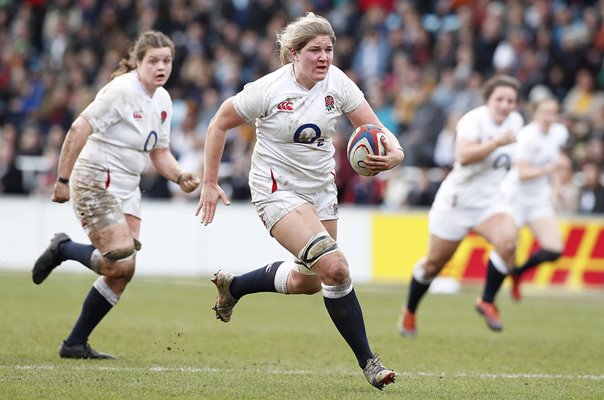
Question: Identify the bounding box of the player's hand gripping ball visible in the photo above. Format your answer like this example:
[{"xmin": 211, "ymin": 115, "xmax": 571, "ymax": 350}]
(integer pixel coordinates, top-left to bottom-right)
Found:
[{"xmin": 346, "ymin": 124, "xmax": 386, "ymax": 176}]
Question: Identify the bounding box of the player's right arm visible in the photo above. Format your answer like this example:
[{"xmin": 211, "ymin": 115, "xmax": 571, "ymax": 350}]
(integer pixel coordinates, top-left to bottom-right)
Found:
[
  {"xmin": 196, "ymin": 97, "xmax": 246, "ymax": 225},
  {"xmin": 51, "ymin": 116, "xmax": 93, "ymax": 203},
  {"xmin": 455, "ymin": 131, "xmax": 516, "ymax": 165}
]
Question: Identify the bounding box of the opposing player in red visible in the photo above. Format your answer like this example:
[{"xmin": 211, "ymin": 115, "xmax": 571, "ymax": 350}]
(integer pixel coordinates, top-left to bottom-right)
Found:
[
  {"xmin": 196, "ymin": 13, "xmax": 404, "ymax": 389},
  {"xmin": 32, "ymin": 31, "xmax": 200, "ymax": 359},
  {"xmin": 398, "ymin": 75, "xmax": 523, "ymax": 336}
]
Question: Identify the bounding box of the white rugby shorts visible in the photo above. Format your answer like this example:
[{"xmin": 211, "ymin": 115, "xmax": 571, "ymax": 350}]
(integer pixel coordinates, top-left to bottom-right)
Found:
[
  {"xmin": 429, "ymin": 199, "xmax": 512, "ymax": 241},
  {"xmin": 507, "ymin": 195, "xmax": 555, "ymax": 227},
  {"xmin": 71, "ymin": 164, "xmax": 141, "ymax": 234},
  {"xmin": 252, "ymin": 182, "xmax": 338, "ymax": 233}
]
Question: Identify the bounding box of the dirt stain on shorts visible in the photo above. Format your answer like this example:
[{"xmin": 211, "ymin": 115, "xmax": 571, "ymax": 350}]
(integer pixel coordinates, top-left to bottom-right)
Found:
[{"xmin": 71, "ymin": 165, "xmax": 125, "ymax": 234}]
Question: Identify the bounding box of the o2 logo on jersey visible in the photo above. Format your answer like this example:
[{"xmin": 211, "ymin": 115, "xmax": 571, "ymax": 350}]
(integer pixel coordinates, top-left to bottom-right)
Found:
[
  {"xmin": 144, "ymin": 131, "xmax": 158, "ymax": 151},
  {"xmin": 492, "ymin": 153, "xmax": 512, "ymax": 170},
  {"xmin": 293, "ymin": 123, "xmax": 324, "ymax": 147}
]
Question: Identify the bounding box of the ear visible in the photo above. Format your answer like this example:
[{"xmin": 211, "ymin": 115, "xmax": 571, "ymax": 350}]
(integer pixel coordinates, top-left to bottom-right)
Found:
[{"xmin": 291, "ymin": 50, "xmax": 298, "ymax": 62}]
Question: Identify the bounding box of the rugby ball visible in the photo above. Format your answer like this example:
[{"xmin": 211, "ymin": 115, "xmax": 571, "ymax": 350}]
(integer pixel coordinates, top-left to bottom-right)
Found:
[{"xmin": 346, "ymin": 124, "xmax": 386, "ymax": 176}]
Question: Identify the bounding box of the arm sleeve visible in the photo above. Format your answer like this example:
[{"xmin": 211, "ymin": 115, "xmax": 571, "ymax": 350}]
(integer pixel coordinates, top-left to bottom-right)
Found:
[
  {"xmin": 340, "ymin": 73, "xmax": 365, "ymax": 113},
  {"xmin": 80, "ymin": 83, "xmax": 123, "ymax": 133},
  {"xmin": 232, "ymin": 81, "xmax": 265, "ymax": 122},
  {"xmin": 455, "ymin": 112, "xmax": 482, "ymax": 142}
]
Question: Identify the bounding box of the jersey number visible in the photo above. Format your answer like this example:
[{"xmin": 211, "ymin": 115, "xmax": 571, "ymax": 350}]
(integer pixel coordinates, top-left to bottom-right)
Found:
[
  {"xmin": 492, "ymin": 154, "xmax": 512, "ymax": 170},
  {"xmin": 293, "ymin": 123, "xmax": 324, "ymax": 147}
]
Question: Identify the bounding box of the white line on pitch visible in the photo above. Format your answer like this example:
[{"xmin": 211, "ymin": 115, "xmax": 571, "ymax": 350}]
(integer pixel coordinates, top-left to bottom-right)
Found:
[{"xmin": 3, "ymin": 365, "xmax": 603, "ymax": 380}]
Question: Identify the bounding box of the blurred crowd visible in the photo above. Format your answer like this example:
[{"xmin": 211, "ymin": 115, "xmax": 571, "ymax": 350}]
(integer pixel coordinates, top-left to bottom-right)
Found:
[{"xmin": 1, "ymin": 0, "xmax": 604, "ymax": 214}]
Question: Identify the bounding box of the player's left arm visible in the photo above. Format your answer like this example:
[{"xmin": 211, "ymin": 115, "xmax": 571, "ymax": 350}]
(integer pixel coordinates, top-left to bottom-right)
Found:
[
  {"xmin": 345, "ymin": 100, "xmax": 405, "ymax": 171},
  {"xmin": 149, "ymin": 147, "xmax": 200, "ymax": 193}
]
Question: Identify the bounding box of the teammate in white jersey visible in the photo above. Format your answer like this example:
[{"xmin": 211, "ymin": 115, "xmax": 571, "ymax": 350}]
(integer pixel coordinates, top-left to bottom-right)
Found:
[
  {"xmin": 398, "ymin": 75, "xmax": 523, "ymax": 336},
  {"xmin": 502, "ymin": 97, "xmax": 568, "ymax": 301},
  {"xmin": 32, "ymin": 31, "xmax": 200, "ymax": 359},
  {"xmin": 195, "ymin": 13, "xmax": 403, "ymax": 390}
]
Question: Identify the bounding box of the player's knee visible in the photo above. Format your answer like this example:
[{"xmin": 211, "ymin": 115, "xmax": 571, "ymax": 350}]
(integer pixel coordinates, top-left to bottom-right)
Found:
[
  {"xmin": 297, "ymin": 232, "xmax": 338, "ymax": 268},
  {"xmin": 493, "ymin": 238, "xmax": 516, "ymax": 262},
  {"xmin": 291, "ymin": 273, "xmax": 322, "ymax": 294},
  {"xmin": 102, "ymin": 245, "xmax": 136, "ymax": 279},
  {"xmin": 317, "ymin": 252, "xmax": 350, "ymax": 286},
  {"xmin": 422, "ymin": 260, "xmax": 443, "ymax": 279},
  {"xmin": 103, "ymin": 260, "xmax": 135, "ymax": 280}
]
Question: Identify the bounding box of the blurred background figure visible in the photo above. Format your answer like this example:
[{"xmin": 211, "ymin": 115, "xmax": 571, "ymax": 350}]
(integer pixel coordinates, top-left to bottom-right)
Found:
[
  {"xmin": 577, "ymin": 160, "xmax": 604, "ymax": 214},
  {"xmin": 0, "ymin": 135, "xmax": 26, "ymax": 194}
]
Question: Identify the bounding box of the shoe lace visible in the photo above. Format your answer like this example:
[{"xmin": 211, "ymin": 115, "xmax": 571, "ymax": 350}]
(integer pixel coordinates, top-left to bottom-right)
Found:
[
  {"xmin": 82, "ymin": 343, "xmax": 93, "ymax": 354},
  {"xmin": 364, "ymin": 355, "xmax": 386, "ymax": 377}
]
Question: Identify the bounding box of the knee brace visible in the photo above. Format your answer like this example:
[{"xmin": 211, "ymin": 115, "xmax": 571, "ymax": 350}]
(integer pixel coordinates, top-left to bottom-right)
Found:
[
  {"xmin": 103, "ymin": 245, "xmax": 136, "ymax": 261},
  {"xmin": 297, "ymin": 232, "xmax": 338, "ymax": 268}
]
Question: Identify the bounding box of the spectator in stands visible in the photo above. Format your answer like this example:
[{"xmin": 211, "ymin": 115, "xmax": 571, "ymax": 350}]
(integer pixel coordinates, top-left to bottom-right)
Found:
[
  {"xmin": 31, "ymin": 31, "xmax": 200, "ymax": 360},
  {"xmin": 0, "ymin": 136, "xmax": 26, "ymax": 194},
  {"xmin": 578, "ymin": 160, "xmax": 604, "ymax": 214},
  {"xmin": 563, "ymin": 68, "xmax": 604, "ymax": 121},
  {"xmin": 405, "ymin": 164, "xmax": 440, "ymax": 207}
]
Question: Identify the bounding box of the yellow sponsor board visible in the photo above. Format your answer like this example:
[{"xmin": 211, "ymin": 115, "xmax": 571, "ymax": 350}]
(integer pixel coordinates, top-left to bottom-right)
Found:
[{"xmin": 372, "ymin": 212, "xmax": 604, "ymax": 289}]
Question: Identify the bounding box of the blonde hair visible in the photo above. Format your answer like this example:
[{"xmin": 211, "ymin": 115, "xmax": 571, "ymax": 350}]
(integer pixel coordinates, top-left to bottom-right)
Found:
[
  {"xmin": 277, "ymin": 12, "xmax": 336, "ymax": 65},
  {"xmin": 111, "ymin": 31, "xmax": 175, "ymax": 79}
]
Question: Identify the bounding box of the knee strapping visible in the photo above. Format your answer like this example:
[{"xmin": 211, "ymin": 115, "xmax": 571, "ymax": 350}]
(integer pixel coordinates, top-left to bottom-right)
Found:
[
  {"xmin": 297, "ymin": 232, "xmax": 338, "ymax": 267},
  {"xmin": 321, "ymin": 279, "xmax": 353, "ymax": 299},
  {"xmin": 103, "ymin": 245, "xmax": 135, "ymax": 261},
  {"xmin": 90, "ymin": 249, "xmax": 102, "ymax": 273}
]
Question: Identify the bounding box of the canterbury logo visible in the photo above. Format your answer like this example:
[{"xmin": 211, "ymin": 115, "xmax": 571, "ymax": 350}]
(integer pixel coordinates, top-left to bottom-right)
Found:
[
  {"xmin": 276, "ymin": 101, "xmax": 293, "ymax": 112},
  {"xmin": 133, "ymin": 111, "xmax": 143, "ymax": 120}
]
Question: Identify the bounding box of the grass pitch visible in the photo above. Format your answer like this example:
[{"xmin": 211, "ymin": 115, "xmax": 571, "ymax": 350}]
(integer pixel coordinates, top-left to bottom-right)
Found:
[{"xmin": 0, "ymin": 271, "xmax": 603, "ymax": 399}]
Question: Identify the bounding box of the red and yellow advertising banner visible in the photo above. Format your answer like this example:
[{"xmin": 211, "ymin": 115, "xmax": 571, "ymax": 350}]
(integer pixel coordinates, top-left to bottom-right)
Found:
[{"xmin": 373, "ymin": 213, "xmax": 604, "ymax": 289}]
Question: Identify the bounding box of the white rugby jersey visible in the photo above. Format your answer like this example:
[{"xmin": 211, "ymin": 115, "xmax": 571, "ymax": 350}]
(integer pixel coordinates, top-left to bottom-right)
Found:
[
  {"xmin": 433, "ymin": 105, "xmax": 524, "ymax": 210},
  {"xmin": 76, "ymin": 71, "xmax": 172, "ymax": 191},
  {"xmin": 502, "ymin": 121, "xmax": 568, "ymax": 200},
  {"xmin": 233, "ymin": 63, "xmax": 364, "ymax": 194}
]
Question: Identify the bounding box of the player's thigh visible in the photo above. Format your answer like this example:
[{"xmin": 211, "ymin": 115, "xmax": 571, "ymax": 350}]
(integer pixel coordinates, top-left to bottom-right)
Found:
[
  {"xmin": 321, "ymin": 219, "xmax": 337, "ymax": 241},
  {"xmin": 271, "ymin": 202, "xmax": 327, "ymax": 256},
  {"xmin": 528, "ymin": 216, "xmax": 563, "ymax": 251},
  {"xmin": 474, "ymin": 212, "xmax": 517, "ymax": 253},
  {"xmin": 125, "ymin": 214, "xmax": 141, "ymax": 239},
  {"xmin": 89, "ymin": 223, "xmax": 135, "ymax": 254}
]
